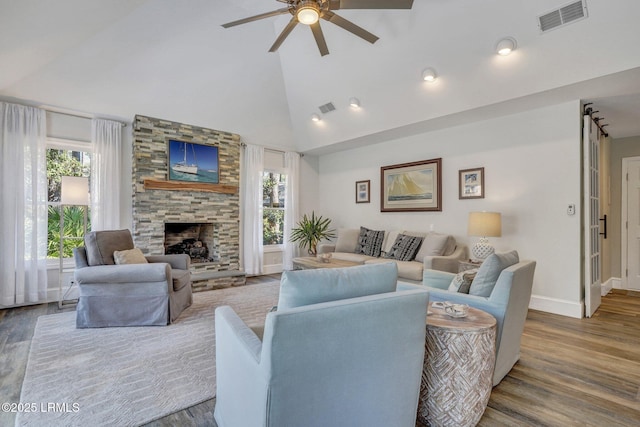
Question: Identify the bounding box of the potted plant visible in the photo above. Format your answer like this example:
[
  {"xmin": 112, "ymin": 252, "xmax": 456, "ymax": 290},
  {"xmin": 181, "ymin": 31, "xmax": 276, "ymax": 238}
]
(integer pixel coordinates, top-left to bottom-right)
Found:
[{"xmin": 290, "ymin": 211, "xmax": 336, "ymax": 256}]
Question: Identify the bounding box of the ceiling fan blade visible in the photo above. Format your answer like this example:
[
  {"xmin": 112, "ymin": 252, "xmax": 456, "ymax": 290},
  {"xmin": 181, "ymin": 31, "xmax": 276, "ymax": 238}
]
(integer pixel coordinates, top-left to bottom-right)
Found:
[
  {"xmin": 322, "ymin": 11, "xmax": 379, "ymax": 44},
  {"xmin": 222, "ymin": 7, "xmax": 290, "ymax": 28},
  {"xmin": 329, "ymin": 0, "xmax": 413, "ymax": 9},
  {"xmin": 269, "ymin": 17, "xmax": 299, "ymax": 52},
  {"xmin": 310, "ymin": 22, "xmax": 330, "ymax": 56}
]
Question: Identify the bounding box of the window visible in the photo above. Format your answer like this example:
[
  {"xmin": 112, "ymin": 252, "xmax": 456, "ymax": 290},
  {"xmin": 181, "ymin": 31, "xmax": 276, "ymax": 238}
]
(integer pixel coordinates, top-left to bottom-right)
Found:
[
  {"xmin": 46, "ymin": 143, "xmax": 91, "ymax": 259},
  {"xmin": 262, "ymin": 171, "xmax": 286, "ymax": 246}
]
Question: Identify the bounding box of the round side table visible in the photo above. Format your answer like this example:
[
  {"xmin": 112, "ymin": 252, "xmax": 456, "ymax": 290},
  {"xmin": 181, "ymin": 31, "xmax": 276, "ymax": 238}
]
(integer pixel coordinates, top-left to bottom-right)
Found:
[{"xmin": 418, "ymin": 303, "xmax": 496, "ymax": 427}]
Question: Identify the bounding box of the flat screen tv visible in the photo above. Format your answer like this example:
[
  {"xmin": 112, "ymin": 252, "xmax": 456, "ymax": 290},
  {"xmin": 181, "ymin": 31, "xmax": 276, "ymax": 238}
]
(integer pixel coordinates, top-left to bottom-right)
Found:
[{"xmin": 167, "ymin": 139, "xmax": 219, "ymax": 184}]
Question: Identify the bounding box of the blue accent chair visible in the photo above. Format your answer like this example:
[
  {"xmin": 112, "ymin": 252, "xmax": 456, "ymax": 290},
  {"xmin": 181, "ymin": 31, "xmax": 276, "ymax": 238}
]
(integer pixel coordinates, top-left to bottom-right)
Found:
[{"xmin": 213, "ymin": 263, "xmax": 430, "ymax": 427}]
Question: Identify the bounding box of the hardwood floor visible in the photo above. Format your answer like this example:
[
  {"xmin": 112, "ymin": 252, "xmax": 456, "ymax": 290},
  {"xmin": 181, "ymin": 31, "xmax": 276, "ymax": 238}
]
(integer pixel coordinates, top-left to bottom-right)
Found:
[{"xmin": 1, "ymin": 281, "xmax": 639, "ymax": 426}]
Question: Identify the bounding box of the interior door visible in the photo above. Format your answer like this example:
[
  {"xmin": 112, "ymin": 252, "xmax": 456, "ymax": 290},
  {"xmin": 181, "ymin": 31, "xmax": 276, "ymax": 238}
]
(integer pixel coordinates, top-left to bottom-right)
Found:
[
  {"xmin": 584, "ymin": 114, "xmax": 601, "ymax": 317},
  {"xmin": 623, "ymin": 157, "xmax": 640, "ymax": 290}
]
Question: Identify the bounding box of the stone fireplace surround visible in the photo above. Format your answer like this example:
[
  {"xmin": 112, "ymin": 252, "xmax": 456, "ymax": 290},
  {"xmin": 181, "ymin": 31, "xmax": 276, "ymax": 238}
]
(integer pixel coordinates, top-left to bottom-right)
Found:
[{"xmin": 131, "ymin": 115, "xmax": 245, "ymax": 291}]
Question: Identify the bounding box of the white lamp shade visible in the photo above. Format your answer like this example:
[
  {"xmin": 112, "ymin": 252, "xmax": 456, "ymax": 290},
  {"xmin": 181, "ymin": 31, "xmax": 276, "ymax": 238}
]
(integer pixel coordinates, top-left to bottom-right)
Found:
[
  {"xmin": 61, "ymin": 176, "xmax": 89, "ymax": 205},
  {"xmin": 468, "ymin": 212, "xmax": 502, "ymax": 237}
]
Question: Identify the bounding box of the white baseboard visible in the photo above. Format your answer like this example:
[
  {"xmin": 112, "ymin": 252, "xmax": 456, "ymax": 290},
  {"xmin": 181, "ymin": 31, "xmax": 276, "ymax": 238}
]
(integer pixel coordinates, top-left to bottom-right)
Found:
[
  {"xmin": 602, "ymin": 278, "xmax": 618, "ymax": 295},
  {"xmin": 611, "ymin": 277, "xmax": 623, "ymax": 289},
  {"xmin": 529, "ymin": 294, "xmax": 583, "ymax": 318},
  {"xmin": 263, "ymin": 264, "xmax": 284, "ymax": 275}
]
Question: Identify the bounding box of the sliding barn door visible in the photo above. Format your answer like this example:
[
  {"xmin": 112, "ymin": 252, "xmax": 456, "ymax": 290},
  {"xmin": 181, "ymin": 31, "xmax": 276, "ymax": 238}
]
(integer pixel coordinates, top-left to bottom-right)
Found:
[{"xmin": 583, "ymin": 114, "xmax": 602, "ymax": 317}]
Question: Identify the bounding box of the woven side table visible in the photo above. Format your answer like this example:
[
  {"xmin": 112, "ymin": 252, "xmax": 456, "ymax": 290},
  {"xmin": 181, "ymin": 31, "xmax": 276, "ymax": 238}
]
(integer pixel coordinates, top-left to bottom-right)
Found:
[{"xmin": 418, "ymin": 303, "xmax": 496, "ymax": 427}]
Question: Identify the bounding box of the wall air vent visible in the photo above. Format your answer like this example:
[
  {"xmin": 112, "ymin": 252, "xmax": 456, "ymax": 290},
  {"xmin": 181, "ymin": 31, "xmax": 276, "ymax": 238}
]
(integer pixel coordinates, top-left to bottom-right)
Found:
[
  {"xmin": 319, "ymin": 102, "xmax": 336, "ymax": 114},
  {"xmin": 538, "ymin": 0, "xmax": 588, "ymax": 33}
]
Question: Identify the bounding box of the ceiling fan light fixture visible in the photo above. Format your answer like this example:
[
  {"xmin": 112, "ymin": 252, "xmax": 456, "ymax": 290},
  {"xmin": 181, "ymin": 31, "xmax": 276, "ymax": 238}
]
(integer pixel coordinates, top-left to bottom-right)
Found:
[
  {"xmin": 349, "ymin": 97, "xmax": 361, "ymax": 108},
  {"xmin": 496, "ymin": 37, "xmax": 517, "ymax": 56},
  {"xmin": 422, "ymin": 67, "xmax": 437, "ymax": 82},
  {"xmin": 297, "ymin": 1, "xmax": 320, "ymax": 25}
]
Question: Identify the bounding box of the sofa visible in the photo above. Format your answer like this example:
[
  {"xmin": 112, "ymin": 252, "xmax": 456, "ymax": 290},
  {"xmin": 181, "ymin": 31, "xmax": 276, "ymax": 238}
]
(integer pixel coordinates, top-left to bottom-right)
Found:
[
  {"xmin": 214, "ymin": 263, "xmax": 430, "ymax": 427},
  {"xmin": 422, "ymin": 250, "xmax": 536, "ymax": 385},
  {"xmin": 317, "ymin": 227, "xmax": 467, "ymax": 282}
]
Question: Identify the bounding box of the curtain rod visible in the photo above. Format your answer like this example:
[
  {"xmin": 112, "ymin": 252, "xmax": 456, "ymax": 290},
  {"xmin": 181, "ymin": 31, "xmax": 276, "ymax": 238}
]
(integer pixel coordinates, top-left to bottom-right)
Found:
[
  {"xmin": 583, "ymin": 103, "xmax": 609, "ymax": 137},
  {"xmin": 43, "ymin": 107, "xmax": 128, "ymax": 127}
]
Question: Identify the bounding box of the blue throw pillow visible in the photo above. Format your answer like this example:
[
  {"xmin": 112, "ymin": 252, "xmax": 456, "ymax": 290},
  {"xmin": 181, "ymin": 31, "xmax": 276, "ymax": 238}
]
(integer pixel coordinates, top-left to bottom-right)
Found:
[
  {"xmin": 278, "ymin": 263, "xmax": 398, "ymax": 310},
  {"xmin": 469, "ymin": 251, "xmax": 519, "ymax": 297}
]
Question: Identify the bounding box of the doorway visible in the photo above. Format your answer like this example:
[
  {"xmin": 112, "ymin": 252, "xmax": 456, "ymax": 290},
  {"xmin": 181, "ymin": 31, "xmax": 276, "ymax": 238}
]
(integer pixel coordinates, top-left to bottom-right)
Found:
[{"xmin": 622, "ymin": 156, "xmax": 640, "ymax": 290}]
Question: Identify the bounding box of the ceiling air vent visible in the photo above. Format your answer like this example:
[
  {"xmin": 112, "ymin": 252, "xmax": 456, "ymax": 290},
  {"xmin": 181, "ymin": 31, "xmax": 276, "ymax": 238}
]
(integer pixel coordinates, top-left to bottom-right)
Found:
[
  {"xmin": 538, "ymin": 0, "xmax": 588, "ymax": 33},
  {"xmin": 319, "ymin": 102, "xmax": 336, "ymax": 114}
]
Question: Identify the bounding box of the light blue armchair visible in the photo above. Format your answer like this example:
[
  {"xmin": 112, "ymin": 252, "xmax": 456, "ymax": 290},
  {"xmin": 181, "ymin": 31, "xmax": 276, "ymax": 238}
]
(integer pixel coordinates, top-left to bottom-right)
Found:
[
  {"xmin": 214, "ymin": 263, "xmax": 430, "ymax": 427},
  {"xmin": 422, "ymin": 257, "xmax": 536, "ymax": 386}
]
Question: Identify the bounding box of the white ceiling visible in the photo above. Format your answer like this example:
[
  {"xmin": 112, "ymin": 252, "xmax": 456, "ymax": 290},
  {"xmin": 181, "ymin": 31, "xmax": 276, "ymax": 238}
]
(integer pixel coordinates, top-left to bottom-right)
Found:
[{"xmin": 1, "ymin": 0, "xmax": 639, "ymax": 154}]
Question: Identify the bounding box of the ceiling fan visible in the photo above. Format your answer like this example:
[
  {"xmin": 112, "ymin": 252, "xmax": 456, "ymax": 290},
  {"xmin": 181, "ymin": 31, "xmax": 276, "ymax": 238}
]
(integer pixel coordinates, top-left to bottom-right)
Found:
[{"xmin": 221, "ymin": 0, "xmax": 414, "ymax": 56}]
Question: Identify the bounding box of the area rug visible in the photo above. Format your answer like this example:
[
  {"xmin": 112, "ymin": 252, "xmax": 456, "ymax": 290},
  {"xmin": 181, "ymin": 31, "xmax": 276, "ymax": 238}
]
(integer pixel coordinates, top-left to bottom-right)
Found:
[{"xmin": 16, "ymin": 281, "xmax": 280, "ymax": 427}]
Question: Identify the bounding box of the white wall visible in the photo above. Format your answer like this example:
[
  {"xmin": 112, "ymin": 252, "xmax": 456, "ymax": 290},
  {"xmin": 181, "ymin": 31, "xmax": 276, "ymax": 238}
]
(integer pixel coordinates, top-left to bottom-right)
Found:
[{"xmin": 315, "ymin": 101, "xmax": 583, "ymax": 317}]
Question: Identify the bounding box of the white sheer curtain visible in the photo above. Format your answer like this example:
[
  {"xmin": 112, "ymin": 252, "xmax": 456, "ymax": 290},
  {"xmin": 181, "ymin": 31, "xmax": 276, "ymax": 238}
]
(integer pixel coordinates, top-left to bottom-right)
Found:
[
  {"xmin": 91, "ymin": 119, "xmax": 122, "ymax": 231},
  {"xmin": 283, "ymin": 151, "xmax": 300, "ymax": 270},
  {"xmin": 241, "ymin": 144, "xmax": 264, "ymax": 275},
  {"xmin": 0, "ymin": 102, "xmax": 48, "ymax": 306}
]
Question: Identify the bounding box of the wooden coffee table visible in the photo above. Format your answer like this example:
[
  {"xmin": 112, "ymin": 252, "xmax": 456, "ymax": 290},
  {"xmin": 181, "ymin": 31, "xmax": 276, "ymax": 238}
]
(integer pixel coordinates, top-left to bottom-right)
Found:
[
  {"xmin": 292, "ymin": 257, "xmax": 362, "ymax": 270},
  {"xmin": 418, "ymin": 303, "xmax": 496, "ymax": 427}
]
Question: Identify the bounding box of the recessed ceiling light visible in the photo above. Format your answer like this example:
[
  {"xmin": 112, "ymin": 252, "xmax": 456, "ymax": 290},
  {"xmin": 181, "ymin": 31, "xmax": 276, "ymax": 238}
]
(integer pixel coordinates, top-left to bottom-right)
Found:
[
  {"xmin": 349, "ymin": 97, "xmax": 361, "ymax": 108},
  {"xmin": 311, "ymin": 113, "xmax": 321, "ymax": 122},
  {"xmin": 421, "ymin": 67, "xmax": 437, "ymax": 82},
  {"xmin": 496, "ymin": 37, "xmax": 517, "ymax": 56}
]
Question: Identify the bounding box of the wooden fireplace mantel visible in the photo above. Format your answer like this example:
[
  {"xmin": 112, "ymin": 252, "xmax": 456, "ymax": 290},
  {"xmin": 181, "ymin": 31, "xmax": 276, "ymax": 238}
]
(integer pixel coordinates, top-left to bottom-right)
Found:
[{"xmin": 143, "ymin": 178, "xmax": 238, "ymax": 194}]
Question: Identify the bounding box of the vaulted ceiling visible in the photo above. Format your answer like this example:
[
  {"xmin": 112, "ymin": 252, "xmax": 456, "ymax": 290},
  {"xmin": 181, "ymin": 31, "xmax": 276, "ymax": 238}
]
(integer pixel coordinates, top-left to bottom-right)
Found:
[{"xmin": 1, "ymin": 0, "xmax": 639, "ymax": 154}]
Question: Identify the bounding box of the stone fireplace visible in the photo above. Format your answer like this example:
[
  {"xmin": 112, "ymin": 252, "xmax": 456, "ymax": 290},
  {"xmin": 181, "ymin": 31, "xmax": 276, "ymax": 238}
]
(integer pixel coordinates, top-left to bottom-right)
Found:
[{"xmin": 131, "ymin": 115, "xmax": 245, "ymax": 291}]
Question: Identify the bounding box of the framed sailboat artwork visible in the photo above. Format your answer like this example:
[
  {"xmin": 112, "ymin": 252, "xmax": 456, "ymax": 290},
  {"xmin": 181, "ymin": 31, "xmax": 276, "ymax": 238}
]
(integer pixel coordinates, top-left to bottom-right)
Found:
[
  {"xmin": 380, "ymin": 158, "xmax": 442, "ymax": 212},
  {"xmin": 167, "ymin": 139, "xmax": 219, "ymax": 184}
]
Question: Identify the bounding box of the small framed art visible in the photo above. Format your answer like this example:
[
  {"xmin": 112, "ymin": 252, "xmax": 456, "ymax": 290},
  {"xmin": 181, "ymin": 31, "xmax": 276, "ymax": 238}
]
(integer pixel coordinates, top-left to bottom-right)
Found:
[
  {"xmin": 356, "ymin": 180, "xmax": 370, "ymax": 203},
  {"xmin": 459, "ymin": 167, "xmax": 484, "ymax": 199}
]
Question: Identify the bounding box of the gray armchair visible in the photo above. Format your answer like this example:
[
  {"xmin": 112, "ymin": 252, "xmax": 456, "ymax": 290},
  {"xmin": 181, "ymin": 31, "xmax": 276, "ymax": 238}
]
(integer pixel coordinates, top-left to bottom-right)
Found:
[
  {"xmin": 73, "ymin": 229, "xmax": 193, "ymax": 328},
  {"xmin": 422, "ymin": 255, "xmax": 536, "ymax": 386}
]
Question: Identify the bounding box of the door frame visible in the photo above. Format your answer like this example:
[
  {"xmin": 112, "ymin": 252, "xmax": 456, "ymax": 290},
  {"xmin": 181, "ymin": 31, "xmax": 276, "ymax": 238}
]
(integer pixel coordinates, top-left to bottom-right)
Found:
[{"xmin": 621, "ymin": 156, "xmax": 640, "ymax": 290}]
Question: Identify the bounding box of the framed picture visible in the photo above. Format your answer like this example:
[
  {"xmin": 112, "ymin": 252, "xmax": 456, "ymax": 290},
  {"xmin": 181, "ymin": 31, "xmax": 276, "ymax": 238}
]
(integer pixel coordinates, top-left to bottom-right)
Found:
[
  {"xmin": 167, "ymin": 139, "xmax": 219, "ymax": 184},
  {"xmin": 356, "ymin": 180, "xmax": 370, "ymax": 203},
  {"xmin": 459, "ymin": 167, "xmax": 484, "ymax": 199},
  {"xmin": 380, "ymin": 158, "xmax": 442, "ymax": 212}
]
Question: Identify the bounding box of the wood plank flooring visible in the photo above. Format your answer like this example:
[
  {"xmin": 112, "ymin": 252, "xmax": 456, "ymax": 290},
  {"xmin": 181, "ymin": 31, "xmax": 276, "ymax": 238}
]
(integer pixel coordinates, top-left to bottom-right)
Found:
[{"xmin": 1, "ymin": 280, "xmax": 639, "ymax": 427}]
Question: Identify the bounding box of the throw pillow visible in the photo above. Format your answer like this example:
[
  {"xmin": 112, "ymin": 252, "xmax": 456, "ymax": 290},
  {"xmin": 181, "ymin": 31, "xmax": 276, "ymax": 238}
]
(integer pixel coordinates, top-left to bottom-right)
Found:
[
  {"xmin": 469, "ymin": 250, "xmax": 519, "ymax": 297},
  {"xmin": 277, "ymin": 263, "xmax": 398, "ymax": 310},
  {"xmin": 353, "ymin": 226, "xmax": 385, "ymax": 257},
  {"xmin": 414, "ymin": 232, "xmax": 450, "ymax": 261},
  {"xmin": 381, "ymin": 230, "xmax": 401, "ymax": 256},
  {"xmin": 385, "ymin": 234, "xmax": 424, "ymax": 262},
  {"xmin": 334, "ymin": 228, "xmax": 360, "ymax": 253},
  {"xmin": 113, "ymin": 248, "xmax": 148, "ymax": 265},
  {"xmin": 448, "ymin": 269, "xmax": 478, "ymax": 294}
]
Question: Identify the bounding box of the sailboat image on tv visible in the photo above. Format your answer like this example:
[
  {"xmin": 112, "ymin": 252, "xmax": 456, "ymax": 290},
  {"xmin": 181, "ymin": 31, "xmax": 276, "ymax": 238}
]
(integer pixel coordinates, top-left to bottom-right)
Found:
[
  {"xmin": 168, "ymin": 139, "xmax": 219, "ymax": 184},
  {"xmin": 172, "ymin": 142, "xmax": 198, "ymax": 175}
]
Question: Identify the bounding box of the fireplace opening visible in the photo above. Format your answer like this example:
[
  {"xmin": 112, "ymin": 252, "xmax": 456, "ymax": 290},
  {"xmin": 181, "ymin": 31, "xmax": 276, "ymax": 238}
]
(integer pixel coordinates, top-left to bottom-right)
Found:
[{"xmin": 164, "ymin": 222, "xmax": 217, "ymax": 264}]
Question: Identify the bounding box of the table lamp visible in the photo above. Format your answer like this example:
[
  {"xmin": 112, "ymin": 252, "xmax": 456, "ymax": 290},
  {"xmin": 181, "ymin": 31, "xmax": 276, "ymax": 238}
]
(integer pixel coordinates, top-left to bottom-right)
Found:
[{"xmin": 468, "ymin": 211, "xmax": 502, "ymax": 261}]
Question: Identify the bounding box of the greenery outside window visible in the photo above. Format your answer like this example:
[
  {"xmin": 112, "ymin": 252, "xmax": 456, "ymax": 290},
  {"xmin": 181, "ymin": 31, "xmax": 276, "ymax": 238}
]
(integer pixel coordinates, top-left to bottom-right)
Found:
[
  {"xmin": 263, "ymin": 171, "xmax": 286, "ymax": 246},
  {"xmin": 46, "ymin": 144, "xmax": 92, "ymax": 259}
]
